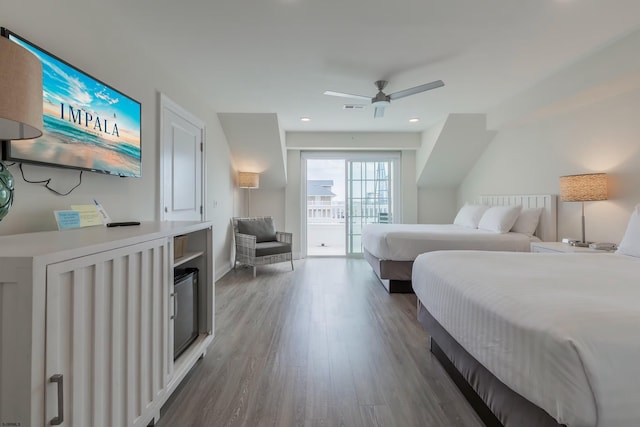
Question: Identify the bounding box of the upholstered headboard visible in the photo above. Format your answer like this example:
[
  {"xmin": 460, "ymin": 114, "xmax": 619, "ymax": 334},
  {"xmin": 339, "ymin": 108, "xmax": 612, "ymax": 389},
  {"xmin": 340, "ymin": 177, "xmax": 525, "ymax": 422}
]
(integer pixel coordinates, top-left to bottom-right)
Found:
[{"xmin": 476, "ymin": 194, "xmax": 557, "ymax": 242}]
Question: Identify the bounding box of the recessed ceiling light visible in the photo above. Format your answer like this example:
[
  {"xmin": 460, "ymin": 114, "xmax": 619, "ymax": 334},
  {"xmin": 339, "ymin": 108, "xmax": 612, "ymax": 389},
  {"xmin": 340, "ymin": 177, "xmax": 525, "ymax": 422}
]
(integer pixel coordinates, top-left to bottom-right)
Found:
[
  {"xmin": 300, "ymin": 117, "xmax": 311, "ymax": 122},
  {"xmin": 409, "ymin": 118, "xmax": 420, "ymax": 123}
]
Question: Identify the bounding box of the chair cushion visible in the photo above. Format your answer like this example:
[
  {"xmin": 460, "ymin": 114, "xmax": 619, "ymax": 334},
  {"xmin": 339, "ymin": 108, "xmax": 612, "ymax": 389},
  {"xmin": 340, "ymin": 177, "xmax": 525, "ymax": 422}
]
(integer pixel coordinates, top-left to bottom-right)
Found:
[
  {"xmin": 237, "ymin": 218, "xmax": 277, "ymax": 243},
  {"xmin": 255, "ymin": 241, "xmax": 292, "ymax": 257}
]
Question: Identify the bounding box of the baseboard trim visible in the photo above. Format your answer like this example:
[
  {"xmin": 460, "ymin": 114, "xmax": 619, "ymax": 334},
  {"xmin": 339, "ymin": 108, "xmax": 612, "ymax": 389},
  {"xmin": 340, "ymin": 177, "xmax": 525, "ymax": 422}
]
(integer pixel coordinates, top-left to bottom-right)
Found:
[{"xmin": 215, "ymin": 265, "xmax": 232, "ymax": 281}]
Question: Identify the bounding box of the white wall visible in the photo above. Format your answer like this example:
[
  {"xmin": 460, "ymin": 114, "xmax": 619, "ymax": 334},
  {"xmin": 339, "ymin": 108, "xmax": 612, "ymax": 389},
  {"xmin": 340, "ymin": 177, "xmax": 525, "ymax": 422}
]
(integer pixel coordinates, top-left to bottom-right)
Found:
[
  {"xmin": 418, "ymin": 188, "xmax": 457, "ymax": 224},
  {"xmin": 247, "ymin": 189, "xmax": 286, "ymax": 230},
  {"xmin": 414, "ymin": 117, "xmax": 471, "ymax": 224},
  {"xmin": 416, "ymin": 119, "xmax": 446, "ymax": 177},
  {"xmin": 285, "ymin": 149, "xmax": 302, "ymax": 258},
  {"xmin": 400, "ymin": 150, "xmax": 418, "ymax": 224},
  {"xmin": 459, "ymin": 27, "xmax": 640, "ymax": 244},
  {"xmin": 1, "ymin": 4, "xmax": 236, "ymax": 279},
  {"xmin": 206, "ymin": 122, "xmax": 236, "ymax": 280},
  {"xmin": 287, "ymin": 132, "xmax": 421, "ymax": 150}
]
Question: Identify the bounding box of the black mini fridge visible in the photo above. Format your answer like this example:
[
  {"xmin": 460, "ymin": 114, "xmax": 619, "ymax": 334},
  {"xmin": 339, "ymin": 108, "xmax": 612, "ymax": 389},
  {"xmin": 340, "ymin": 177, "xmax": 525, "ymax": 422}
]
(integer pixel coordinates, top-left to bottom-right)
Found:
[{"xmin": 173, "ymin": 268, "xmax": 199, "ymax": 359}]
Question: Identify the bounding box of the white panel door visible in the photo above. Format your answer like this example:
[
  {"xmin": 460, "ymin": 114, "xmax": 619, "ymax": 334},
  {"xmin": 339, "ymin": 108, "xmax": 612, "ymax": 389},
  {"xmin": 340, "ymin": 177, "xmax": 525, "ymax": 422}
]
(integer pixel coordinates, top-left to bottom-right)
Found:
[{"xmin": 161, "ymin": 94, "xmax": 205, "ymax": 221}]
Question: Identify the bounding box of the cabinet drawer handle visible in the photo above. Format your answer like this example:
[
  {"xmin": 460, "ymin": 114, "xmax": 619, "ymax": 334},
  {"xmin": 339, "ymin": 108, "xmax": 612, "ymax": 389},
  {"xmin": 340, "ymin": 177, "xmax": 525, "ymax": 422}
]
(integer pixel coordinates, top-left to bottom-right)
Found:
[{"xmin": 50, "ymin": 374, "xmax": 64, "ymax": 425}]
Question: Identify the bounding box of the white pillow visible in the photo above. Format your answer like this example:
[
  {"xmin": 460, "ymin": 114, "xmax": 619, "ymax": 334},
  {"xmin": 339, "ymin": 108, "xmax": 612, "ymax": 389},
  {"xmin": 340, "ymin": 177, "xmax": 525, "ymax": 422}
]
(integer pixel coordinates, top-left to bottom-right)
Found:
[
  {"xmin": 478, "ymin": 205, "xmax": 522, "ymax": 233},
  {"xmin": 511, "ymin": 207, "xmax": 543, "ymax": 236},
  {"xmin": 616, "ymin": 205, "xmax": 640, "ymax": 257},
  {"xmin": 453, "ymin": 203, "xmax": 489, "ymax": 229}
]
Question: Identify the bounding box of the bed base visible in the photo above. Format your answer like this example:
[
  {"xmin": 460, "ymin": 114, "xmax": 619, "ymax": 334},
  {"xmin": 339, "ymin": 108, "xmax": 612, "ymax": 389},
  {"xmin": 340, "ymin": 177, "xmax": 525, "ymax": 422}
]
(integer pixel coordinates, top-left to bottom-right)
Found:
[
  {"xmin": 430, "ymin": 339, "xmax": 502, "ymax": 427},
  {"xmin": 377, "ymin": 278, "xmax": 413, "ymax": 294},
  {"xmin": 417, "ymin": 302, "xmax": 564, "ymax": 427},
  {"xmin": 363, "ymin": 249, "xmax": 414, "ymax": 293}
]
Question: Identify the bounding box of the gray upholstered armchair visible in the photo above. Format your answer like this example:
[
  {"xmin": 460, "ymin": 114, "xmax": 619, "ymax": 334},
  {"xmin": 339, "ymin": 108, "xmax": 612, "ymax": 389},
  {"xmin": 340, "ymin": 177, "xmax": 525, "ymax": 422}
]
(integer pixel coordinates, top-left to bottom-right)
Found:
[{"xmin": 232, "ymin": 216, "xmax": 294, "ymax": 277}]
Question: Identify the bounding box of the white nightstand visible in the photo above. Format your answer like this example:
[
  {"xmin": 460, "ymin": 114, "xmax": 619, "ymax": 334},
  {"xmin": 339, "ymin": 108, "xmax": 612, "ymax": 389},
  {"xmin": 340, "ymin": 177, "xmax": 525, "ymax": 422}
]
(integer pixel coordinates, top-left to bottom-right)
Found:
[{"xmin": 530, "ymin": 242, "xmax": 613, "ymax": 253}]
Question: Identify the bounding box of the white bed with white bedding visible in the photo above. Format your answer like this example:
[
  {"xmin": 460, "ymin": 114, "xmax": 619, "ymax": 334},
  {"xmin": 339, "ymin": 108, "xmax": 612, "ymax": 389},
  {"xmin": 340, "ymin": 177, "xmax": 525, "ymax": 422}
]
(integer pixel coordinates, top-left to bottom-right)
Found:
[
  {"xmin": 362, "ymin": 194, "xmax": 557, "ymax": 293},
  {"xmin": 362, "ymin": 223, "xmax": 537, "ymax": 261},
  {"xmin": 412, "ymin": 250, "xmax": 640, "ymax": 426}
]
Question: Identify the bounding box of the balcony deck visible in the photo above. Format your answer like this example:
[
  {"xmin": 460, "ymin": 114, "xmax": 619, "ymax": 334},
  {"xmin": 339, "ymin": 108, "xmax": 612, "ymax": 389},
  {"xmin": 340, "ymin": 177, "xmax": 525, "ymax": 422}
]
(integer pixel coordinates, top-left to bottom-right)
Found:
[
  {"xmin": 307, "ymin": 223, "xmax": 345, "ymax": 256},
  {"xmin": 306, "ymin": 202, "xmax": 388, "ymax": 256}
]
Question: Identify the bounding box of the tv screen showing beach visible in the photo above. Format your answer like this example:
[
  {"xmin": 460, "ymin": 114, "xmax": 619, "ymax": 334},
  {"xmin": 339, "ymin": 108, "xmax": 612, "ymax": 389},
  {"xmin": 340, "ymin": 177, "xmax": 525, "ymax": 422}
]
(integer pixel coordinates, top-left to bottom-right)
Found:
[{"xmin": 2, "ymin": 29, "xmax": 142, "ymax": 177}]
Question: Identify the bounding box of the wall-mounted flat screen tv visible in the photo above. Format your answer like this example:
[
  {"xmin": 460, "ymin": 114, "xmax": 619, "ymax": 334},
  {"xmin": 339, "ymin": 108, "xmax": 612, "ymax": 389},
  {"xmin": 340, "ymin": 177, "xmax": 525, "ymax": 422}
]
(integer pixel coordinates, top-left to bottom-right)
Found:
[{"xmin": 1, "ymin": 28, "xmax": 142, "ymax": 177}]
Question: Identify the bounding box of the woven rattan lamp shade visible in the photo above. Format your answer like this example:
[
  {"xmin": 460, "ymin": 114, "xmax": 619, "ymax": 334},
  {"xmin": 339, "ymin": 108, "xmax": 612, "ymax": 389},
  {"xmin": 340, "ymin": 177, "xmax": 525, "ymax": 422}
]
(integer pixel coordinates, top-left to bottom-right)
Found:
[
  {"xmin": 559, "ymin": 173, "xmax": 607, "ymax": 202},
  {"xmin": 238, "ymin": 172, "xmax": 259, "ymax": 189}
]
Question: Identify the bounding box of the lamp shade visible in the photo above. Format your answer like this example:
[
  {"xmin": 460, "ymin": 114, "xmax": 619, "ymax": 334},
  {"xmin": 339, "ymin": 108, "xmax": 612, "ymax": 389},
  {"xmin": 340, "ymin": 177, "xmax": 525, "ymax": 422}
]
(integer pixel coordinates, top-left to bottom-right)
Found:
[
  {"xmin": 0, "ymin": 36, "xmax": 43, "ymax": 140},
  {"xmin": 559, "ymin": 173, "xmax": 608, "ymax": 202},
  {"xmin": 238, "ymin": 172, "xmax": 259, "ymax": 189},
  {"xmin": 0, "ymin": 36, "xmax": 44, "ymax": 222}
]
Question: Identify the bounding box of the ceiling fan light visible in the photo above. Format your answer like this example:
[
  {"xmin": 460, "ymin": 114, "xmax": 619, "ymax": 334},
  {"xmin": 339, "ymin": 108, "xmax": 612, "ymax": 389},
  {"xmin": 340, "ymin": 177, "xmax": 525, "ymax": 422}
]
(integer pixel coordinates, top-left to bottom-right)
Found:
[
  {"xmin": 371, "ymin": 91, "xmax": 390, "ymax": 107},
  {"xmin": 372, "ymin": 99, "xmax": 389, "ymax": 108}
]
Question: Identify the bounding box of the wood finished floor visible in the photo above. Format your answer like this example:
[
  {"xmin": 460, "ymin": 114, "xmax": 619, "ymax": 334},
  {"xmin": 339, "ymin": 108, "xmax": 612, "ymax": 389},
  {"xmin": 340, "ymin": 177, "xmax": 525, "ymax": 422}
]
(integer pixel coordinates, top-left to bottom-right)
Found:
[{"xmin": 157, "ymin": 258, "xmax": 484, "ymax": 427}]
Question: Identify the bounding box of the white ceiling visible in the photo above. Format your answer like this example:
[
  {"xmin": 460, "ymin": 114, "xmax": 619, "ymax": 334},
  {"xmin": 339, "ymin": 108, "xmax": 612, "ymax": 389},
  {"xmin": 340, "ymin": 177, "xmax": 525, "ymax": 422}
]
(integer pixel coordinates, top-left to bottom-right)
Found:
[{"xmin": 111, "ymin": 0, "xmax": 640, "ymax": 132}]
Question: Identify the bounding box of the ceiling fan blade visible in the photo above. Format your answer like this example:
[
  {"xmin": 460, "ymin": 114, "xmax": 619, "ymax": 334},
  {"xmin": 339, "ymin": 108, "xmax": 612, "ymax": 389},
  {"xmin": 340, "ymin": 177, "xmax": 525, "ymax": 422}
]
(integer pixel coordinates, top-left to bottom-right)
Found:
[
  {"xmin": 388, "ymin": 80, "xmax": 444, "ymax": 100},
  {"xmin": 374, "ymin": 106, "xmax": 385, "ymax": 118},
  {"xmin": 323, "ymin": 90, "xmax": 371, "ymax": 101}
]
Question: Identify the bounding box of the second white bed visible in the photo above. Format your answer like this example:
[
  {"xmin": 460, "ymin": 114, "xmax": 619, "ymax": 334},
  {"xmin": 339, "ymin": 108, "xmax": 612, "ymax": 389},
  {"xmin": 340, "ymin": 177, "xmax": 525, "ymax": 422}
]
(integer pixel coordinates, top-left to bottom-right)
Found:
[{"xmin": 412, "ymin": 250, "xmax": 640, "ymax": 426}]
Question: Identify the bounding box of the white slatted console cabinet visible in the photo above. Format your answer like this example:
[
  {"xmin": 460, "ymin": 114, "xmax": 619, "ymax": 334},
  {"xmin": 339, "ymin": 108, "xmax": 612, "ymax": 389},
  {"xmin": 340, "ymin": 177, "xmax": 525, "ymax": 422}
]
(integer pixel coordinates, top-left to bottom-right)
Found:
[{"xmin": 0, "ymin": 221, "xmax": 215, "ymax": 427}]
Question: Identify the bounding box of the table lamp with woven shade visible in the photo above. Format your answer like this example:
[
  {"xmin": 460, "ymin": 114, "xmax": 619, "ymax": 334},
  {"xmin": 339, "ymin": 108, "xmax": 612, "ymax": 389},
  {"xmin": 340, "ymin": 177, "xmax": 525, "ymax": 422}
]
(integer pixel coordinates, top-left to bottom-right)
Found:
[
  {"xmin": 559, "ymin": 173, "xmax": 607, "ymax": 247},
  {"xmin": 0, "ymin": 35, "xmax": 44, "ymax": 221}
]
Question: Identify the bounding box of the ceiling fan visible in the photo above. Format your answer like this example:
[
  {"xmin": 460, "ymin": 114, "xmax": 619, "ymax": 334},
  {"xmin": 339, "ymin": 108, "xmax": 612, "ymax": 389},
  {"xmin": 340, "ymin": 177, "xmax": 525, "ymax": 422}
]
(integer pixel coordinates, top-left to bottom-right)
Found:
[{"xmin": 324, "ymin": 79, "xmax": 444, "ymax": 118}]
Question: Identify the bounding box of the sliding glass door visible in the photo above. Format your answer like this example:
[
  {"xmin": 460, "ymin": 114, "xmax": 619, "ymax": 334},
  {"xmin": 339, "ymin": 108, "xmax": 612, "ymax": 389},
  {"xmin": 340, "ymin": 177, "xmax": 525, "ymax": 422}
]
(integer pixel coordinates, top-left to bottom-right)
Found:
[
  {"xmin": 303, "ymin": 152, "xmax": 400, "ymax": 257},
  {"xmin": 347, "ymin": 159, "xmax": 395, "ymax": 254},
  {"xmin": 305, "ymin": 158, "xmax": 346, "ymax": 256}
]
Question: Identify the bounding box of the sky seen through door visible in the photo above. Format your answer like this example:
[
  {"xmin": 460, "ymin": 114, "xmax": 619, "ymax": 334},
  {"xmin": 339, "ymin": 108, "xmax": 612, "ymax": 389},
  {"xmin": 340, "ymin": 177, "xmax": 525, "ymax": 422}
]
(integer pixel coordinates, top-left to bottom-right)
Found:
[{"xmin": 307, "ymin": 159, "xmax": 345, "ymax": 201}]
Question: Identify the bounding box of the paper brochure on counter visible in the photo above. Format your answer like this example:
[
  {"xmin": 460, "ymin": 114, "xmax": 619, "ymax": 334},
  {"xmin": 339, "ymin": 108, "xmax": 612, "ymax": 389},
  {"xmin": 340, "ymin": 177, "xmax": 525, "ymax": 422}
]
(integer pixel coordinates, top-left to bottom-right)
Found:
[{"xmin": 54, "ymin": 199, "xmax": 112, "ymax": 230}]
